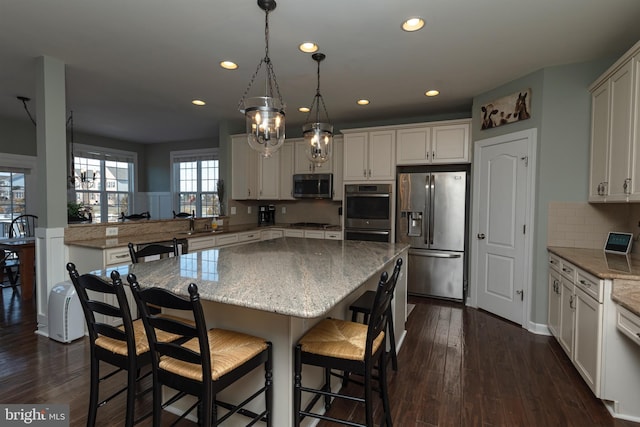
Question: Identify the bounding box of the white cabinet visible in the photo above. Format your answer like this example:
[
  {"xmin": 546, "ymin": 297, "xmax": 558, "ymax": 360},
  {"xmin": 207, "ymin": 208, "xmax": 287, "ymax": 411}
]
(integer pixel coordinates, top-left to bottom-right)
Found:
[
  {"xmin": 547, "ymin": 251, "xmax": 606, "ymax": 397},
  {"xmin": 324, "ymin": 230, "xmax": 342, "ymax": 240},
  {"xmin": 284, "ymin": 229, "xmax": 304, "ymax": 238},
  {"xmin": 304, "ymin": 230, "xmax": 325, "ymax": 239},
  {"xmin": 215, "ymin": 233, "xmax": 239, "ymax": 247},
  {"xmin": 261, "ymin": 228, "xmax": 284, "ymax": 240},
  {"xmin": 396, "ymin": 121, "xmax": 470, "ymax": 165},
  {"xmin": 343, "ymin": 130, "xmax": 395, "ymax": 181},
  {"xmin": 187, "ymin": 235, "xmax": 216, "ymax": 252},
  {"xmin": 231, "ymin": 134, "xmax": 258, "ymax": 200},
  {"xmin": 231, "ymin": 134, "xmax": 280, "ymax": 200},
  {"xmin": 588, "ymin": 40, "xmax": 640, "ymax": 202},
  {"xmin": 293, "ymin": 138, "xmax": 333, "ymax": 174},
  {"xmin": 279, "ymin": 142, "xmax": 295, "ymax": 200}
]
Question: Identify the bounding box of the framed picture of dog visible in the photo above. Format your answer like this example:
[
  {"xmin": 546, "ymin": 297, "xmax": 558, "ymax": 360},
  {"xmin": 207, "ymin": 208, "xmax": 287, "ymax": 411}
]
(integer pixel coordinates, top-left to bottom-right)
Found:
[{"xmin": 480, "ymin": 89, "xmax": 531, "ymax": 130}]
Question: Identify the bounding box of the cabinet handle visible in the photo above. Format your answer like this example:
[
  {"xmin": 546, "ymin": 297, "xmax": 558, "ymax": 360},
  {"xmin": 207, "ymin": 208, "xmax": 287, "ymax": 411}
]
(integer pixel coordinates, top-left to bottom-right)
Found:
[
  {"xmin": 432, "ymin": 151, "xmax": 435, "ymax": 159},
  {"xmin": 579, "ymin": 279, "xmax": 591, "ymax": 287},
  {"xmin": 562, "ymin": 267, "xmax": 570, "ymax": 273},
  {"xmin": 363, "ymin": 169, "xmax": 367, "ymax": 178},
  {"xmin": 368, "ymin": 169, "xmax": 372, "ymax": 178},
  {"xmin": 624, "ymin": 178, "xmax": 631, "ymax": 194},
  {"xmin": 569, "ymin": 295, "xmax": 575, "ymax": 309},
  {"xmin": 115, "ymin": 254, "xmax": 128, "ymax": 259},
  {"xmin": 549, "ymin": 259, "xmax": 556, "ymax": 265}
]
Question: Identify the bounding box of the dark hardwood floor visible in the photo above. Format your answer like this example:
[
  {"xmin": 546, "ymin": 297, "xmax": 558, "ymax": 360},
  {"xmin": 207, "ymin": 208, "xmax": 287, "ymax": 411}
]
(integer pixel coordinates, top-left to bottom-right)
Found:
[{"xmin": 1, "ymin": 285, "xmax": 638, "ymax": 426}]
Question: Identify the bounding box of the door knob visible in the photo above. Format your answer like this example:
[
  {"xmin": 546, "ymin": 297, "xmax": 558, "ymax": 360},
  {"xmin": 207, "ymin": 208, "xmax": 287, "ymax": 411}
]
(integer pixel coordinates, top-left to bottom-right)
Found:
[{"xmin": 477, "ymin": 233, "xmax": 486, "ymax": 239}]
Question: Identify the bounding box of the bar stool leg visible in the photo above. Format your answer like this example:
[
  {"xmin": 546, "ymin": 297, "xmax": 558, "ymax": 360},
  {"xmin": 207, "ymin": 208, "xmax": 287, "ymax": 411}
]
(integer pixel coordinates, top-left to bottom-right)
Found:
[
  {"xmin": 293, "ymin": 344, "xmax": 302, "ymax": 427},
  {"xmin": 387, "ymin": 306, "xmax": 398, "ymax": 371}
]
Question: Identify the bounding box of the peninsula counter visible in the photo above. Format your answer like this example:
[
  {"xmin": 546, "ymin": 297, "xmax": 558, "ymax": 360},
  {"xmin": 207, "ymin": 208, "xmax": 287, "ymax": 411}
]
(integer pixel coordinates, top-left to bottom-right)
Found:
[{"xmin": 95, "ymin": 237, "xmax": 409, "ymax": 426}]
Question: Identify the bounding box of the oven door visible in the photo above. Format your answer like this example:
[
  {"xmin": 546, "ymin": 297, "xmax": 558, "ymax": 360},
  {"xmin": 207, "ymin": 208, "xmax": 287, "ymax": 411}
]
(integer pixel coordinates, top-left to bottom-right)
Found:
[
  {"xmin": 344, "ymin": 229, "xmax": 391, "ymax": 243},
  {"xmin": 344, "ymin": 193, "xmax": 391, "ymax": 229}
]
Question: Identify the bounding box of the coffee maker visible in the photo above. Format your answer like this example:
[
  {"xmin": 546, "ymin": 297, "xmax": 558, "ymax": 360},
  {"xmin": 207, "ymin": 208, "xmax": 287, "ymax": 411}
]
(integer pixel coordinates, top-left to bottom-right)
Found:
[{"xmin": 258, "ymin": 205, "xmax": 276, "ymax": 226}]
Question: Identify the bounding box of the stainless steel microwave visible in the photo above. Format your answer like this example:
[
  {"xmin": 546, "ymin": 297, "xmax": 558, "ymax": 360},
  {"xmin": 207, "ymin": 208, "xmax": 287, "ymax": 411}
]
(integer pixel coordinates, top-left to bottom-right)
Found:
[{"xmin": 292, "ymin": 173, "xmax": 333, "ymax": 199}]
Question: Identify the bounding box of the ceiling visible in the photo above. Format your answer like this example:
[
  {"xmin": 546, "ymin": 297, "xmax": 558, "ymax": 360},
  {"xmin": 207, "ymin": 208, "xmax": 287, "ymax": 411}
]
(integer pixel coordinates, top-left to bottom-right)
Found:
[{"xmin": 2, "ymin": 0, "xmax": 640, "ymax": 144}]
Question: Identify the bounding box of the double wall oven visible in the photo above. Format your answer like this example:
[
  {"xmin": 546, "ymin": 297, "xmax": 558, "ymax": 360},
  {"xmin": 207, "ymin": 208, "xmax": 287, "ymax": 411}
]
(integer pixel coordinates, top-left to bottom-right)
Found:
[{"xmin": 344, "ymin": 184, "xmax": 392, "ymax": 242}]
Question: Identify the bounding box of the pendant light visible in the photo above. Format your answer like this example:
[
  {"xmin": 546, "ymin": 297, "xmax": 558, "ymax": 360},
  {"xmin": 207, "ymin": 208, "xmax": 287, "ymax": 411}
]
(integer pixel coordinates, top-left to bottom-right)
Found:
[
  {"xmin": 238, "ymin": 0, "xmax": 286, "ymax": 158},
  {"xmin": 302, "ymin": 53, "xmax": 333, "ymax": 166}
]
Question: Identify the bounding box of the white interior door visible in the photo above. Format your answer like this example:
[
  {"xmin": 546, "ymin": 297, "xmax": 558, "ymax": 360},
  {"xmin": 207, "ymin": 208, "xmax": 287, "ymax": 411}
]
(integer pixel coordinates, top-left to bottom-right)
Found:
[{"xmin": 472, "ymin": 129, "xmax": 536, "ymax": 326}]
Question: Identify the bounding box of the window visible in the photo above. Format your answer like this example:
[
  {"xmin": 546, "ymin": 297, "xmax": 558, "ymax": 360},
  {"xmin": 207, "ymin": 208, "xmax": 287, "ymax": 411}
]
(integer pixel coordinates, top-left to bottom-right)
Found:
[
  {"xmin": 72, "ymin": 144, "xmax": 137, "ymax": 223},
  {"xmin": 171, "ymin": 149, "xmax": 220, "ymax": 217},
  {"xmin": 0, "ymin": 170, "xmax": 26, "ymax": 237}
]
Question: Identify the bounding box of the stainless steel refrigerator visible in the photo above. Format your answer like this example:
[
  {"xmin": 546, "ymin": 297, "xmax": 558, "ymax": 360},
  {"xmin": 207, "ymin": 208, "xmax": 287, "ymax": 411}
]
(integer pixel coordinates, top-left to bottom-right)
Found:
[{"xmin": 396, "ymin": 170, "xmax": 467, "ymax": 300}]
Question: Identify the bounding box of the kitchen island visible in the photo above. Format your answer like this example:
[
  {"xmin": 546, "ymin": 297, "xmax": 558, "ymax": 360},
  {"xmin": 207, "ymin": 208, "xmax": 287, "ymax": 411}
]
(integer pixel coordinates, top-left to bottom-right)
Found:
[{"xmin": 97, "ymin": 237, "xmax": 409, "ymax": 426}]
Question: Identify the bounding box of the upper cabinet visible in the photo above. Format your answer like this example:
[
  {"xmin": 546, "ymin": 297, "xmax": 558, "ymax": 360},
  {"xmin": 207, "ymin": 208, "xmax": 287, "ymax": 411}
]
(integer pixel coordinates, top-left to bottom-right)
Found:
[
  {"xmin": 293, "ymin": 138, "xmax": 333, "ymax": 174},
  {"xmin": 343, "ymin": 130, "xmax": 396, "ymax": 181},
  {"xmin": 396, "ymin": 120, "xmax": 470, "ymax": 165},
  {"xmin": 589, "ymin": 40, "xmax": 640, "ymax": 203},
  {"xmin": 279, "ymin": 141, "xmax": 295, "ymax": 200},
  {"xmin": 230, "ymin": 134, "xmax": 280, "ymax": 200}
]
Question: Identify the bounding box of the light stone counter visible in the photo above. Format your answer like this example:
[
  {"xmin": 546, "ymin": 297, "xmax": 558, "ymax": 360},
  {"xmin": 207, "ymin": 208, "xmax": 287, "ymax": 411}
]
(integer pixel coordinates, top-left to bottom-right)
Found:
[
  {"xmin": 548, "ymin": 246, "xmax": 640, "ymax": 317},
  {"xmin": 104, "ymin": 237, "xmax": 408, "ymax": 318},
  {"xmin": 97, "ymin": 237, "xmax": 408, "ymax": 426}
]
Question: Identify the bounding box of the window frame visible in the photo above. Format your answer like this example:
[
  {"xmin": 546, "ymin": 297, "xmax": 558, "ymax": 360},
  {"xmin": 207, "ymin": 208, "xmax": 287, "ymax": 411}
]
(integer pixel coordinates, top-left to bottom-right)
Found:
[
  {"xmin": 72, "ymin": 143, "xmax": 138, "ymax": 223},
  {"xmin": 170, "ymin": 148, "xmax": 220, "ymax": 217},
  {"xmin": 0, "ymin": 153, "xmax": 37, "ymax": 234}
]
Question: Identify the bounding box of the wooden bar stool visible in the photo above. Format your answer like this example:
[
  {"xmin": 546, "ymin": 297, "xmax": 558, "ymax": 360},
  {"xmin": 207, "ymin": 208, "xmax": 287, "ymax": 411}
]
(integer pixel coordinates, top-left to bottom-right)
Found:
[
  {"xmin": 348, "ymin": 261, "xmax": 401, "ymax": 371},
  {"xmin": 294, "ymin": 258, "xmax": 402, "ymax": 427},
  {"xmin": 128, "ymin": 276, "xmax": 273, "ymax": 426}
]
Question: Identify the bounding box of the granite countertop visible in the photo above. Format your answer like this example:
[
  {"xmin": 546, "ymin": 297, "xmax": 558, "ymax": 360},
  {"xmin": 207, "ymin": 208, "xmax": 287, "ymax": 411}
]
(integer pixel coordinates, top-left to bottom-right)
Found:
[
  {"xmin": 99, "ymin": 238, "xmax": 409, "ymax": 319},
  {"xmin": 548, "ymin": 246, "xmax": 640, "ymax": 317},
  {"xmin": 66, "ymin": 223, "xmax": 338, "ymax": 250}
]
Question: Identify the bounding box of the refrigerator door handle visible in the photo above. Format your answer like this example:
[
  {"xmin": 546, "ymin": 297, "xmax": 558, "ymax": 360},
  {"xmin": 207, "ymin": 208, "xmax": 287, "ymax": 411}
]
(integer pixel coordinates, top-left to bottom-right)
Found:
[
  {"xmin": 408, "ymin": 249, "xmax": 462, "ymax": 259},
  {"xmin": 429, "ymin": 174, "xmax": 435, "ymax": 245}
]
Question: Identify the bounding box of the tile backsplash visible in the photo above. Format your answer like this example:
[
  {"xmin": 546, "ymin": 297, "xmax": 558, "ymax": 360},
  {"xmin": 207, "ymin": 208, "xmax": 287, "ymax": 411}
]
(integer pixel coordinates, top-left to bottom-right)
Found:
[{"xmin": 547, "ymin": 201, "xmax": 633, "ymax": 250}]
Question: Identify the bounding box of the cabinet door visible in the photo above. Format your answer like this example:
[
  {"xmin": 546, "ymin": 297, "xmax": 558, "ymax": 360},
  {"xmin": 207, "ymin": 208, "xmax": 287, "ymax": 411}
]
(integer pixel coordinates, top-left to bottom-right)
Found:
[
  {"xmin": 396, "ymin": 127, "xmax": 430, "ymax": 165},
  {"xmin": 548, "ymin": 268, "xmax": 561, "ymax": 338},
  {"xmin": 368, "ymin": 130, "xmax": 396, "ymax": 180},
  {"xmin": 259, "ymin": 150, "xmax": 280, "ymax": 199},
  {"xmin": 607, "ymin": 61, "xmax": 634, "ymax": 201},
  {"xmin": 231, "ymin": 135, "xmax": 258, "ymax": 200},
  {"xmin": 573, "ymin": 286, "xmax": 603, "ymax": 396},
  {"xmin": 589, "ymin": 82, "xmax": 611, "ymax": 201},
  {"xmin": 629, "ymin": 55, "xmax": 640, "ymax": 201},
  {"xmin": 558, "ymin": 279, "xmax": 575, "ymax": 358},
  {"xmin": 343, "ymin": 132, "xmax": 368, "ymax": 181},
  {"xmin": 332, "ymin": 136, "xmax": 344, "ymax": 200},
  {"xmin": 294, "ymin": 139, "xmax": 332, "ymax": 174},
  {"xmin": 279, "ymin": 142, "xmax": 295, "ymax": 200},
  {"xmin": 431, "ymin": 123, "xmax": 470, "ymax": 163}
]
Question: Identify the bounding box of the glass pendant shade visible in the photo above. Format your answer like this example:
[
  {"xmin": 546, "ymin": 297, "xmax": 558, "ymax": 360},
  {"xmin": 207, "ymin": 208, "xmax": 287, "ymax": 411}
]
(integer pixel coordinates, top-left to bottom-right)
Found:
[
  {"xmin": 303, "ymin": 122, "xmax": 333, "ymax": 165},
  {"xmin": 244, "ymin": 96, "xmax": 285, "ymax": 158}
]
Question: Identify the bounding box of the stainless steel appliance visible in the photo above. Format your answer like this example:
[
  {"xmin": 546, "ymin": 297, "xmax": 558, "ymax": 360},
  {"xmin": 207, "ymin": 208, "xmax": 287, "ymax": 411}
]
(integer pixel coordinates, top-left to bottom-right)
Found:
[
  {"xmin": 258, "ymin": 204, "xmax": 275, "ymax": 226},
  {"xmin": 292, "ymin": 173, "xmax": 333, "ymax": 199},
  {"xmin": 397, "ymin": 170, "xmax": 468, "ymax": 300},
  {"xmin": 344, "ymin": 183, "xmax": 392, "ymax": 242}
]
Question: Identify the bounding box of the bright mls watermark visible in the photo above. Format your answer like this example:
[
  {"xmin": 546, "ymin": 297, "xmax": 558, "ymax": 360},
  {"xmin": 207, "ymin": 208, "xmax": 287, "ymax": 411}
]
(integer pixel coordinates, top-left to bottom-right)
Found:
[{"xmin": 1, "ymin": 404, "xmax": 69, "ymax": 426}]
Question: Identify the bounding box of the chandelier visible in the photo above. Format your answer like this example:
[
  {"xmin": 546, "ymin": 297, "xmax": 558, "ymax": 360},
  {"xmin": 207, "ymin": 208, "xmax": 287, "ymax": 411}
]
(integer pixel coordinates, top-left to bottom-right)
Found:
[
  {"xmin": 238, "ymin": 0, "xmax": 285, "ymax": 158},
  {"xmin": 302, "ymin": 53, "xmax": 333, "ymax": 166}
]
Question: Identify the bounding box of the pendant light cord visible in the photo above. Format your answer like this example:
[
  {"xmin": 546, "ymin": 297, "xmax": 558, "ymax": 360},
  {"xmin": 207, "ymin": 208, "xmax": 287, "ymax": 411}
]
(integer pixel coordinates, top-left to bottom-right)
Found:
[
  {"xmin": 304, "ymin": 55, "xmax": 331, "ymax": 124},
  {"xmin": 237, "ymin": 7, "xmax": 284, "ymax": 111}
]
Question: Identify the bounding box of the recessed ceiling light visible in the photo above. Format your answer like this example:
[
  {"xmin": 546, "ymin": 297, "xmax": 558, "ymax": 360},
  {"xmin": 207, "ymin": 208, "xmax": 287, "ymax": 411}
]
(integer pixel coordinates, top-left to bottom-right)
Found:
[
  {"xmin": 220, "ymin": 61, "xmax": 238, "ymax": 70},
  {"xmin": 299, "ymin": 42, "xmax": 319, "ymax": 53},
  {"xmin": 192, "ymin": 99, "xmax": 206, "ymax": 106},
  {"xmin": 299, "ymin": 107, "xmax": 310, "ymax": 113},
  {"xmin": 425, "ymin": 90, "xmax": 439, "ymax": 97},
  {"xmin": 357, "ymin": 99, "xmax": 370, "ymax": 106},
  {"xmin": 402, "ymin": 17, "xmax": 425, "ymax": 32}
]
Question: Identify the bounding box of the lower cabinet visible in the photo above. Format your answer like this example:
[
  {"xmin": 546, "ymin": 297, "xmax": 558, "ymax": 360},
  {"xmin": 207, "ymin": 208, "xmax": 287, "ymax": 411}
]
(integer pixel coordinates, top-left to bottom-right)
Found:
[{"xmin": 547, "ymin": 252, "xmax": 605, "ymax": 397}]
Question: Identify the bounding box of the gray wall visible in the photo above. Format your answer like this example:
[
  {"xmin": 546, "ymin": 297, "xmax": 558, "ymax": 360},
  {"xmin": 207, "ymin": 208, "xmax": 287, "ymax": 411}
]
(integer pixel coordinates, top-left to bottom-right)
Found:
[{"xmin": 471, "ymin": 58, "xmax": 613, "ymax": 324}]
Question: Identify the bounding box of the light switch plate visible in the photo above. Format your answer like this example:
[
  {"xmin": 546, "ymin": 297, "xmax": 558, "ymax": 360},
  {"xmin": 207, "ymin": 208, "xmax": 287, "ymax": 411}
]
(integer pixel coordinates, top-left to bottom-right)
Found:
[
  {"xmin": 248, "ymin": 206, "xmax": 252, "ymax": 214},
  {"xmin": 105, "ymin": 227, "xmax": 118, "ymax": 236},
  {"xmin": 281, "ymin": 206, "xmax": 286, "ymax": 214},
  {"xmin": 230, "ymin": 206, "xmax": 236, "ymax": 215}
]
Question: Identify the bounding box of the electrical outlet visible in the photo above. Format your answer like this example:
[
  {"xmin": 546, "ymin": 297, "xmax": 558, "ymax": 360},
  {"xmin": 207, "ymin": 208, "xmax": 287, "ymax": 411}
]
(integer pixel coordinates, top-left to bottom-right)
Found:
[
  {"xmin": 231, "ymin": 206, "xmax": 236, "ymax": 215},
  {"xmin": 248, "ymin": 206, "xmax": 252, "ymax": 214},
  {"xmin": 281, "ymin": 206, "xmax": 286, "ymax": 214},
  {"xmin": 105, "ymin": 227, "xmax": 118, "ymax": 236}
]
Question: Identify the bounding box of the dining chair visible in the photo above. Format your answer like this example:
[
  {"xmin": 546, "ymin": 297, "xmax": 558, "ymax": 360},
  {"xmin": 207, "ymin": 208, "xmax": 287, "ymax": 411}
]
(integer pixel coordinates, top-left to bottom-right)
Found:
[
  {"xmin": 9, "ymin": 214, "xmax": 38, "ymax": 238},
  {"xmin": 128, "ymin": 275, "xmax": 273, "ymax": 426},
  {"xmin": 293, "ymin": 258, "xmax": 402, "ymax": 427},
  {"xmin": 128, "ymin": 238, "xmax": 179, "ymax": 264},
  {"xmin": 0, "ymin": 249, "xmax": 19, "ymax": 291}
]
